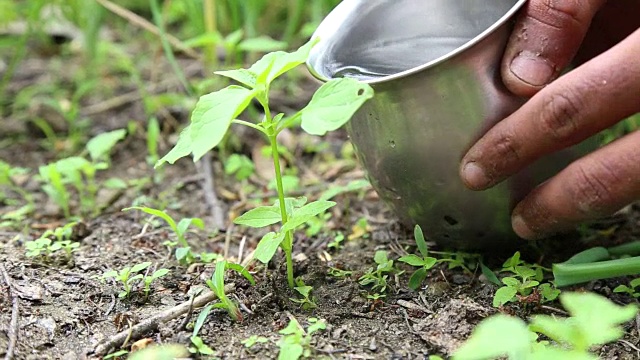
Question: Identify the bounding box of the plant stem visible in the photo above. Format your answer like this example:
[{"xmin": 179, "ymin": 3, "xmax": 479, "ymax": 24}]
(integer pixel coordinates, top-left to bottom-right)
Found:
[
  {"xmin": 269, "ymin": 133, "xmax": 295, "ymax": 288},
  {"xmin": 553, "ymin": 256, "xmax": 640, "ymax": 287},
  {"xmin": 203, "ymin": 0, "xmax": 218, "ymax": 68}
]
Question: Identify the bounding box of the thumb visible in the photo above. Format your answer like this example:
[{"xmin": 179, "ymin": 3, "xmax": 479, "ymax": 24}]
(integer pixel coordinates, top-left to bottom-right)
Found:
[{"xmin": 502, "ymin": 0, "xmax": 606, "ymax": 97}]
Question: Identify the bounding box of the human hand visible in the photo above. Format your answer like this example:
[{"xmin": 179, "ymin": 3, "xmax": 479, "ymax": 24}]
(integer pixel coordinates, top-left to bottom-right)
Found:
[{"xmin": 459, "ymin": 1, "xmax": 640, "ymax": 240}]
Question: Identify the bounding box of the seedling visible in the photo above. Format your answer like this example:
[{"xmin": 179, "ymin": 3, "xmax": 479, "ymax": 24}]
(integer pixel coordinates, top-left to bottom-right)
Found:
[
  {"xmin": 277, "ymin": 316, "xmax": 326, "ymax": 360},
  {"xmin": 614, "ymin": 278, "xmax": 640, "ymax": 298},
  {"xmin": 25, "ymin": 222, "xmax": 79, "ymax": 261},
  {"xmin": 103, "ymin": 349, "xmax": 128, "ymax": 360},
  {"xmin": 123, "ymin": 206, "xmax": 204, "ymax": 265},
  {"xmin": 102, "ymin": 262, "xmax": 151, "ymax": 298},
  {"xmin": 38, "ymin": 129, "xmax": 127, "ymax": 218},
  {"xmin": 142, "ymin": 268, "xmax": 170, "ymax": 300},
  {"xmin": 224, "ymin": 154, "xmax": 255, "ymax": 181},
  {"xmin": 399, "ymin": 225, "xmax": 438, "ymax": 290},
  {"xmin": 328, "ymin": 267, "xmax": 352, "ymax": 278},
  {"xmin": 492, "ymin": 252, "xmax": 559, "ymax": 308},
  {"xmin": 453, "ymin": 292, "xmax": 638, "ymax": 359},
  {"xmin": 359, "ymin": 250, "xmax": 395, "ymax": 296},
  {"xmin": 326, "ymin": 232, "xmax": 345, "ymax": 251},
  {"xmin": 205, "ymin": 259, "xmax": 256, "ymax": 321},
  {"xmin": 242, "ymin": 335, "xmax": 269, "ymax": 348},
  {"xmin": 0, "ymin": 160, "xmax": 33, "ymax": 209},
  {"xmin": 155, "ymin": 39, "xmax": 374, "ymax": 288},
  {"xmin": 189, "ymin": 297, "xmax": 216, "ymax": 356},
  {"xmin": 290, "ymin": 278, "xmax": 317, "ymax": 310}
]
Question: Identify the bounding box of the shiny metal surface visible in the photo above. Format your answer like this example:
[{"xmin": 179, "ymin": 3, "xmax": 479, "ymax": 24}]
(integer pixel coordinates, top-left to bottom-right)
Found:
[{"xmin": 307, "ymin": 0, "xmax": 597, "ymax": 250}]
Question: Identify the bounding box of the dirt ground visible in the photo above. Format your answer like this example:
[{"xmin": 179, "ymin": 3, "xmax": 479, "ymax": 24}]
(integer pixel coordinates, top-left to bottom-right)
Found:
[{"xmin": 2, "ymin": 38, "xmax": 640, "ymax": 360}]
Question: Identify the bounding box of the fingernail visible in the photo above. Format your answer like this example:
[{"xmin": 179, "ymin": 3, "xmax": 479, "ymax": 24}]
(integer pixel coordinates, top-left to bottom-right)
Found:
[
  {"xmin": 510, "ymin": 53, "xmax": 555, "ymax": 87},
  {"xmin": 462, "ymin": 162, "xmax": 491, "ymax": 189},
  {"xmin": 512, "ymin": 215, "xmax": 538, "ymax": 240}
]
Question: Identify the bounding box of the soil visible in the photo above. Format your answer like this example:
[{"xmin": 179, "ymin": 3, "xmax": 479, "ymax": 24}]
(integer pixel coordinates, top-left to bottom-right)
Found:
[{"xmin": 1, "ymin": 34, "xmax": 640, "ymax": 360}]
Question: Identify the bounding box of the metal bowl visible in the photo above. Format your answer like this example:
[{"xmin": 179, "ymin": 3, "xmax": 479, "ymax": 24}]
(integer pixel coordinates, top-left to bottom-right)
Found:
[{"xmin": 307, "ymin": 0, "xmax": 597, "ymax": 250}]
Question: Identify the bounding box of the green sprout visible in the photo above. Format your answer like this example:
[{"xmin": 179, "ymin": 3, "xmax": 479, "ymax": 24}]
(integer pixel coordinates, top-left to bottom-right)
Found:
[
  {"xmin": 453, "ymin": 292, "xmax": 638, "ymax": 360},
  {"xmin": 142, "ymin": 268, "xmax": 170, "ymax": 300},
  {"xmin": 224, "ymin": 154, "xmax": 255, "ymax": 181},
  {"xmin": 277, "ymin": 317, "xmax": 326, "ymax": 360},
  {"xmin": 205, "ymin": 259, "xmax": 256, "ymax": 322},
  {"xmin": 123, "ymin": 206, "xmax": 204, "ymax": 265},
  {"xmin": 242, "ymin": 335, "xmax": 269, "ymax": 349},
  {"xmin": 290, "ymin": 278, "xmax": 317, "ymax": 310},
  {"xmin": 359, "ymin": 250, "xmax": 395, "ymax": 297},
  {"xmin": 25, "ymin": 222, "xmax": 79, "ymax": 261},
  {"xmin": 493, "ymin": 252, "xmax": 559, "ymax": 308},
  {"xmin": 155, "ymin": 39, "xmax": 374, "ymax": 288},
  {"xmin": 398, "ymin": 225, "xmax": 438, "ymax": 290},
  {"xmin": 101, "ymin": 261, "xmax": 151, "ymax": 298},
  {"xmin": 613, "ymin": 278, "xmax": 640, "ymax": 298}
]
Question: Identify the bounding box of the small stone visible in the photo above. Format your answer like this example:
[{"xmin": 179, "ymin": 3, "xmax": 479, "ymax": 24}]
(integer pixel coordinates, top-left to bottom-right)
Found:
[{"xmin": 369, "ymin": 337, "xmax": 377, "ymax": 352}]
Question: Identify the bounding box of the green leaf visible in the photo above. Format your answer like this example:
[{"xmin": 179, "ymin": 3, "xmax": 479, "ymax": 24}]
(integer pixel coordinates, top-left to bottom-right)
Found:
[
  {"xmin": 123, "ymin": 207, "xmax": 178, "ymax": 233},
  {"xmin": 480, "ymin": 262, "xmax": 501, "ymax": 286},
  {"xmin": 193, "ymin": 304, "xmax": 214, "ymax": 337},
  {"xmin": 493, "ymin": 286, "xmax": 518, "ymax": 307},
  {"xmin": 501, "ymin": 277, "xmax": 520, "ymax": 287},
  {"xmin": 189, "ymin": 86, "xmax": 255, "ymax": 161},
  {"xmin": 614, "ymin": 285, "xmax": 631, "ymax": 294},
  {"xmin": 254, "ymin": 232, "xmax": 286, "ymax": 263},
  {"xmin": 234, "ymin": 205, "xmax": 281, "ymax": 228},
  {"xmin": 190, "ymin": 336, "xmax": 215, "ymax": 355},
  {"xmin": 414, "ymin": 225, "xmax": 429, "ymax": 259},
  {"xmin": 538, "ymin": 283, "xmax": 561, "ymax": 302},
  {"xmin": 226, "ymin": 263, "xmax": 256, "ymax": 285},
  {"xmin": 281, "ymin": 200, "xmax": 336, "ymax": 232},
  {"xmin": 249, "ymin": 39, "xmax": 317, "ymax": 86},
  {"xmin": 215, "ymin": 69, "xmax": 257, "ymax": 88},
  {"xmin": 127, "ymin": 344, "xmax": 189, "ymax": 360},
  {"xmin": 238, "ymin": 36, "xmax": 287, "ymax": 53},
  {"xmin": 408, "ymin": 268, "xmax": 428, "ymax": 291},
  {"xmin": 102, "ymin": 270, "xmax": 118, "ymax": 279},
  {"xmin": 177, "ymin": 217, "xmax": 205, "ymax": 236},
  {"xmin": 156, "ymin": 126, "xmax": 193, "ymax": 167},
  {"xmin": 87, "ymin": 129, "xmax": 127, "ymax": 162},
  {"xmin": 103, "ymin": 178, "xmax": 128, "ymax": 190},
  {"xmin": 151, "ymin": 268, "xmax": 170, "ymax": 280},
  {"xmin": 300, "ymin": 78, "xmax": 374, "ymax": 136},
  {"xmin": 398, "ymin": 255, "xmax": 426, "ymax": 267},
  {"xmin": 175, "ymin": 247, "xmax": 192, "ymax": 262},
  {"xmin": 131, "ymin": 261, "xmax": 151, "ymax": 273},
  {"xmin": 374, "ymin": 250, "xmax": 389, "ymax": 265},
  {"xmin": 452, "ymin": 315, "xmax": 531, "ymax": 360},
  {"xmin": 630, "ymin": 278, "xmax": 640, "ymax": 289}
]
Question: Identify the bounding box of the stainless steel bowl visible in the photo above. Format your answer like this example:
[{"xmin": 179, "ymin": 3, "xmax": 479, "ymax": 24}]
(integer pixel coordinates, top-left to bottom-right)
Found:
[{"xmin": 307, "ymin": 0, "xmax": 597, "ymax": 250}]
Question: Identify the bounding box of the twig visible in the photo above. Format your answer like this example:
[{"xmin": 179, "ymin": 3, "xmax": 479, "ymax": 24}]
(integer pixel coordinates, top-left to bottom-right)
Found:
[
  {"xmin": 198, "ymin": 152, "xmax": 226, "ymax": 230},
  {"xmin": 224, "ymin": 223, "xmax": 235, "ymax": 259},
  {"xmin": 1, "ymin": 264, "xmax": 19, "ymax": 360},
  {"xmin": 94, "ymin": 0, "xmax": 201, "ymax": 60},
  {"xmin": 104, "ymin": 294, "xmax": 117, "ymax": 317},
  {"xmin": 178, "ymin": 291, "xmax": 198, "ymax": 331},
  {"xmin": 237, "ymin": 235, "xmax": 247, "ymax": 264},
  {"xmin": 92, "ymin": 284, "xmax": 234, "ymax": 356}
]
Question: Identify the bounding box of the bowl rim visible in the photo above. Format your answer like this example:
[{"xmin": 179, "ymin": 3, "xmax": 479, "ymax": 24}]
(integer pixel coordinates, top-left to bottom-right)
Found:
[{"xmin": 307, "ymin": 0, "xmax": 528, "ymax": 84}]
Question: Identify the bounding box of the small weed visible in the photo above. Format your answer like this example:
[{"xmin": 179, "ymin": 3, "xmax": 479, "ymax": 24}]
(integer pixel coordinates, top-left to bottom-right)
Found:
[
  {"xmin": 205, "ymin": 259, "xmax": 256, "ymax": 321},
  {"xmin": 277, "ymin": 316, "xmax": 327, "ymax": 360},
  {"xmin": 224, "ymin": 154, "xmax": 255, "ymax": 181},
  {"xmin": 398, "ymin": 225, "xmax": 438, "ymax": 290},
  {"xmin": 290, "ymin": 278, "xmax": 317, "ymax": 310},
  {"xmin": 25, "ymin": 222, "xmax": 79, "ymax": 262},
  {"xmin": 101, "ymin": 262, "xmax": 151, "ymax": 299},
  {"xmin": 123, "ymin": 206, "xmax": 204, "ymax": 265},
  {"xmin": 359, "ymin": 250, "xmax": 395, "ymax": 295},
  {"xmin": 328, "ymin": 267, "xmax": 352, "ymax": 278},
  {"xmin": 614, "ymin": 278, "xmax": 640, "ymax": 298},
  {"xmin": 242, "ymin": 335, "xmax": 269, "ymax": 348},
  {"xmin": 492, "ymin": 252, "xmax": 559, "ymax": 308},
  {"xmin": 142, "ymin": 268, "xmax": 170, "ymax": 301},
  {"xmin": 103, "ymin": 349, "xmax": 128, "ymax": 360},
  {"xmin": 453, "ymin": 292, "xmax": 638, "ymax": 359},
  {"xmin": 327, "ymin": 232, "xmax": 345, "ymax": 251}
]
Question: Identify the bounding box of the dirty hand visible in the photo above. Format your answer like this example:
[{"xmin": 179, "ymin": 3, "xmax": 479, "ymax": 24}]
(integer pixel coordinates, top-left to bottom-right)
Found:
[{"xmin": 459, "ymin": 1, "xmax": 640, "ymax": 240}]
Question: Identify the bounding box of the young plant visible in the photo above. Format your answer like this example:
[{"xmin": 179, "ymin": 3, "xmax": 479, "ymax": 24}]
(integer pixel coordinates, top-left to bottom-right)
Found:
[
  {"xmin": 155, "ymin": 39, "xmax": 374, "ymax": 288},
  {"xmin": 205, "ymin": 259, "xmax": 256, "ymax": 321},
  {"xmin": 25, "ymin": 222, "xmax": 79, "ymax": 261},
  {"xmin": 242, "ymin": 335, "xmax": 269, "ymax": 349},
  {"xmin": 142, "ymin": 268, "xmax": 170, "ymax": 300},
  {"xmin": 399, "ymin": 225, "xmax": 438, "ymax": 290},
  {"xmin": 290, "ymin": 278, "xmax": 317, "ymax": 310},
  {"xmin": 614, "ymin": 278, "xmax": 640, "ymax": 298},
  {"xmin": 493, "ymin": 252, "xmax": 559, "ymax": 308},
  {"xmin": 101, "ymin": 262, "xmax": 151, "ymax": 298},
  {"xmin": 123, "ymin": 206, "xmax": 204, "ymax": 265},
  {"xmin": 277, "ymin": 317, "xmax": 327, "ymax": 360},
  {"xmin": 38, "ymin": 129, "xmax": 127, "ymax": 218},
  {"xmin": 359, "ymin": 250, "xmax": 395, "ymax": 297},
  {"xmin": 326, "ymin": 232, "xmax": 345, "ymax": 251},
  {"xmin": 0, "ymin": 160, "xmax": 33, "ymax": 209},
  {"xmin": 224, "ymin": 153, "xmax": 255, "ymax": 181},
  {"xmin": 453, "ymin": 292, "xmax": 638, "ymax": 360}
]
